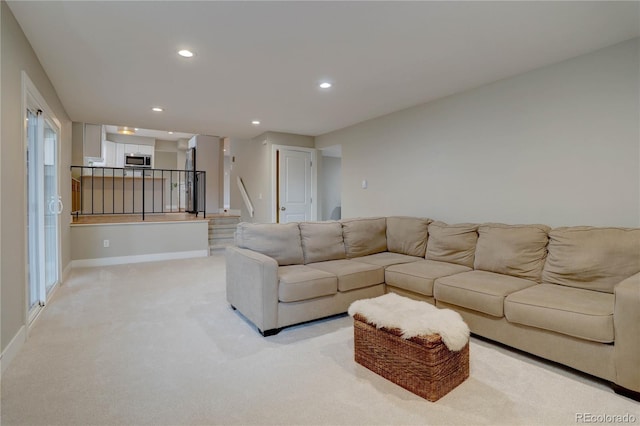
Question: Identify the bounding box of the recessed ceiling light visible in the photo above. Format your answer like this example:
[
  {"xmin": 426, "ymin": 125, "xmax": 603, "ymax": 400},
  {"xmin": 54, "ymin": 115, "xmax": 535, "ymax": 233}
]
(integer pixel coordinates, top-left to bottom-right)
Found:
[
  {"xmin": 134, "ymin": 128, "xmax": 139, "ymax": 131},
  {"xmin": 178, "ymin": 49, "xmax": 194, "ymax": 58},
  {"xmin": 118, "ymin": 126, "xmax": 136, "ymax": 135},
  {"xmin": 251, "ymin": 120, "xmax": 260, "ymax": 125},
  {"xmin": 168, "ymin": 131, "xmax": 174, "ymax": 134},
  {"xmin": 319, "ymin": 82, "xmax": 332, "ymax": 89},
  {"xmin": 152, "ymin": 107, "xmax": 164, "ymax": 112}
]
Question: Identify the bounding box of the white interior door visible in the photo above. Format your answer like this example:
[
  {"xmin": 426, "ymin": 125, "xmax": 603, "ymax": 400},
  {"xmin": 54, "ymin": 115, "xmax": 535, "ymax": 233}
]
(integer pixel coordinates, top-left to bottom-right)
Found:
[{"xmin": 278, "ymin": 149, "xmax": 312, "ymax": 223}]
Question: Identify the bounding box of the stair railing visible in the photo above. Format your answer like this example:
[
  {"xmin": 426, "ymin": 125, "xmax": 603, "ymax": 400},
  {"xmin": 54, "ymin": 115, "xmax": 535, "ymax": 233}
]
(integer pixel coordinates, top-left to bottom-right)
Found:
[
  {"xmin": 70, "ymin": 165, "xmax": 206, "ymax": 220},
  {"xmin": 237, "ymin": 176, "xmax": 254, "ymax": 218}
]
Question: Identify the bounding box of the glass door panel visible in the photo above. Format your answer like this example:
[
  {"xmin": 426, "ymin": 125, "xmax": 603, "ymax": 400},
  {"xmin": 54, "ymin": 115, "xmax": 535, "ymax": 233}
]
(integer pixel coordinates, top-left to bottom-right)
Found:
[
  {"xmin": 43, "ymin": 120, "xmax": 60, "ymax": 292},
  {"xmin": 27, "ymin": 108, "xmax": 41, "ymax": 311}
]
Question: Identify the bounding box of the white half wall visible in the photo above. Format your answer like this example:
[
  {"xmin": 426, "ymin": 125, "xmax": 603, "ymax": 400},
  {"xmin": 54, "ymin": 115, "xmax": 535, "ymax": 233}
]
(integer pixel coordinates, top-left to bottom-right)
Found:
[
  {"xmin": 70, "ymin": 221, "xmax": 209, "ymax": 264},
  {"xmin": 316, "ymin": 38, "xmax": 640, "ymax": 228}
]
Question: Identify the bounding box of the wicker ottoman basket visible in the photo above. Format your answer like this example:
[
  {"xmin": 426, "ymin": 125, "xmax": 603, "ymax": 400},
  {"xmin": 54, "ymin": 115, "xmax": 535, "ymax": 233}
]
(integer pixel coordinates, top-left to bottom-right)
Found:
[{"xmin": 353, "ymin": 312, "xmax": 470, "ymax": 402}]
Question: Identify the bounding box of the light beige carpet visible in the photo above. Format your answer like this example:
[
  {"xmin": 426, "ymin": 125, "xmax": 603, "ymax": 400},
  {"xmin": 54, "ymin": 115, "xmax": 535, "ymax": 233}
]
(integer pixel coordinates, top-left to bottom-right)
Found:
[{"xmin": 1, "ymin": 254, "xmax": 638, "ymax": 425}]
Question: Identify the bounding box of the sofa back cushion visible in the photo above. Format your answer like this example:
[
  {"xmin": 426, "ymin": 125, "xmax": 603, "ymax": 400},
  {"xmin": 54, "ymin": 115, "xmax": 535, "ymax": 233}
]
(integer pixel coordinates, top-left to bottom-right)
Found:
[
  {"xmin": 235, "ymin": 222, "xmax": 304, "ymax": 266},
  {"xmin": 542, "ymin": 227, "xmax": 640, "ymax": 293},
  {"xmin": 342, "ymin": 217, "xmax": 387, "ymax": 258},
  {"xmin": 299, "ymin": 221, "xmax": 346, "ymax": 264},
  {"xmin": 474, "ymin": 223, "xmax": 550, "ymax": 282},
  {"xmin": 426, "ymin": 222, "xmax": 478, "ymax": 268},
  {"xmin": 386, "ymin": 216, "xmax": 430, "ymax": 257}
]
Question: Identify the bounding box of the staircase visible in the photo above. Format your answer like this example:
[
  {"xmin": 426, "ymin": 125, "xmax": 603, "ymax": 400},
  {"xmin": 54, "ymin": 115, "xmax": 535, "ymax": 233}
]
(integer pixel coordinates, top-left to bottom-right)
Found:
[{"xmin": 209, "ymin": 215, "xmax": 240, "ymax": 253}]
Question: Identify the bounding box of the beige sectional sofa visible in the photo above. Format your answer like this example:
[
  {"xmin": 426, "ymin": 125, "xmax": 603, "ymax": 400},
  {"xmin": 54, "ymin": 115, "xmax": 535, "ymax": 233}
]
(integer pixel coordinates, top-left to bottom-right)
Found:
[{"xmin": 225, "ymin": 217, "xmax": 640, "ymax": 397}]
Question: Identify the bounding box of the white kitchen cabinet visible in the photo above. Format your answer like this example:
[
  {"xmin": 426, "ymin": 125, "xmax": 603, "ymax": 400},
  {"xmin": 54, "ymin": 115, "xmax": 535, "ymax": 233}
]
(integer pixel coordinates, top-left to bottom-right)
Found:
[
  {"xmin": 115, "ymin": 143, "xmax": 125, "ymax": 168},
  {"xmin": 124, "ymin": 144, "xmax": 138, "ymax": 154},
  {"xmin": 102, "ymin": 141, "xmax": 116, "ymax": 167},
  {"xmin": 138, "ymin": 145, "xmax": 154, "ymax": 156},
  {"xmin": 123, "ymin": 144, "xmax": 153, "ymax": 154},
  {"xmin": 84, "ymin": 123, "xmax": 103, "ymax": 159}
]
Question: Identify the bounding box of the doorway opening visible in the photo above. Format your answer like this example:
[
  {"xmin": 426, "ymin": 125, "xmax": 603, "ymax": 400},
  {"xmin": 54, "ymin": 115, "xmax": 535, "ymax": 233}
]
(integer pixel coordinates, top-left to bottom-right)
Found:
[{"xmin": 319, "ymin": 145, "xmax": 342, "ymax": 221}]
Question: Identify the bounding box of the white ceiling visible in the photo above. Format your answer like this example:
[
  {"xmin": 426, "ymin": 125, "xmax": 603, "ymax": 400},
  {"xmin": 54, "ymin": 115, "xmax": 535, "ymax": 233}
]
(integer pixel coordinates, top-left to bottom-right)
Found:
[{"xmin": 7, "ymin": 1, "xmax": 639, "ymax": 140}]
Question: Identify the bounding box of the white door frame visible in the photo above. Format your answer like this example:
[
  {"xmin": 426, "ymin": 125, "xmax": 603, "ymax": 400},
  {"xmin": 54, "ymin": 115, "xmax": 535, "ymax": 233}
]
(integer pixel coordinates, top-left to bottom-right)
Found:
[
  {"xmin": 22, "ymin": 71, "xmax": 62, "ymax": 330},
  {"xmin": 270, "ymin": 144, "xmax": 317, "ymax": 223}
]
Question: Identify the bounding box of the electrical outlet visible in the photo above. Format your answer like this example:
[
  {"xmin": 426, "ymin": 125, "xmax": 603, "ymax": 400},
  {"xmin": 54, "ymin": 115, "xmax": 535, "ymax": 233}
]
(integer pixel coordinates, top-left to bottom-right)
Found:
[{"xmin": 103, "ymin": 239, "xmax": 110, "ymax": 248}]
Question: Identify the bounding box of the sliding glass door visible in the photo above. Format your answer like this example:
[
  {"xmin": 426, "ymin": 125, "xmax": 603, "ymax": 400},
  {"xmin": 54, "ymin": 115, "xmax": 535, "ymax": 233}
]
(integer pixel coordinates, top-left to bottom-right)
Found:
[{"xmin": 25, "ymin": 74, "xmax": 62, "ymax": 322}]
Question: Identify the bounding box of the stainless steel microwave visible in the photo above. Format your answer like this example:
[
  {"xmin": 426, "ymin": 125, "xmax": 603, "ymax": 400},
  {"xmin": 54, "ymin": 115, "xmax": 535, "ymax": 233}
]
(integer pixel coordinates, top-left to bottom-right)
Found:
[{"xmin": 124, "ymin": 153, "xmax": 152, "ymax": 168}]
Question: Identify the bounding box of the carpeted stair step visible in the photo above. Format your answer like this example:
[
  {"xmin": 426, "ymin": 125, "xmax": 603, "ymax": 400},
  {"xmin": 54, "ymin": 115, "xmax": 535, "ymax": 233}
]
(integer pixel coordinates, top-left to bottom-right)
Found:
[{"xmin": 208, "ymin": 215, "xmax": 240, "ymax": 252}]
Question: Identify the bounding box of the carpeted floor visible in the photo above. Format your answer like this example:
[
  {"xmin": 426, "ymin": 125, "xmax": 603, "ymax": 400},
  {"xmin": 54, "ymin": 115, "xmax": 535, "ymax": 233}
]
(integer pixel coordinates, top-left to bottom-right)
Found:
[{"xmin": 1, "ymin": 254, "xmax": 638, "ymax": 425}]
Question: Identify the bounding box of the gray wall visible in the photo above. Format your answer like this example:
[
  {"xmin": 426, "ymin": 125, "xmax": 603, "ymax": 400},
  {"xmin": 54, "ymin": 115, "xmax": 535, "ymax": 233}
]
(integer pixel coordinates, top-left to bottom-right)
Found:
[
  {"xmin": 189, "ymin": 135, "xmax": 221, "ymax": 214},
  {"xmin": 229, "ymin": 137, "xmax": 270, "ymax": 222},
  {"xmin": 229, "ymin": 132, "xmax": 315, "ymax": 223},
  {"xmin": 316, "ymin": 38, "xmax": 640, "ymax": 227},
  {"xmin": 154, "ymin": 151, "xmax": 178, "ymax": 170},
  {"xmin": 319, "ymin": 156, "xmax": 342, "ymax": 220},
  {"xmin": 1, "ymin": 2, "xmax": 72, "ymax": 351},
  {"xmin": 71, "ymin": 122, "xmax": 83, "ymax": 168}
]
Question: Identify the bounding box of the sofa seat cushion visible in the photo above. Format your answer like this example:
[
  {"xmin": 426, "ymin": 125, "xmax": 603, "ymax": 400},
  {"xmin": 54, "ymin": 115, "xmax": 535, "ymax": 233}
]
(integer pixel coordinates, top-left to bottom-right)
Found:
[
  {"xmin": 278, "ymin": 265, "xmax": 337, "ymax": 303},
  {"xmin": 504, "ymin": 284, "xmax": 614, "ymax": 343},
  {"xmin": 386, "ymin": 260, "xmax": 472, "ymax": 297},
  {"xmin": 434, "ymin": 270, "xmax": 537, "ymax": 317},
  {"xmin": 307, "ymin": 259, "xmax": 384, "ymax": 292},
  {"xmin": 351, "ymin": 252, "xmax": 421, "ymax": 268}
]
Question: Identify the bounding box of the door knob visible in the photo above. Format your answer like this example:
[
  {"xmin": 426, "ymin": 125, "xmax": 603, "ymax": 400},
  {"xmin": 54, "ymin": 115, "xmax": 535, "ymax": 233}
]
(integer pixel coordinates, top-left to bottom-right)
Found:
[{"xmin": 280, "ymin": 206, "xmax": 286, "ymax": 211}]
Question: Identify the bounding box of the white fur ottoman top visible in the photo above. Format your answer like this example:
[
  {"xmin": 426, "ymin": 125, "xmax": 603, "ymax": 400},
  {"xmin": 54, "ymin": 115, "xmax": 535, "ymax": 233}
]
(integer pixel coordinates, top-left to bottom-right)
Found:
[{"xmin": 348, "ymin": 292, "xmax": 470, "ymax": 351}]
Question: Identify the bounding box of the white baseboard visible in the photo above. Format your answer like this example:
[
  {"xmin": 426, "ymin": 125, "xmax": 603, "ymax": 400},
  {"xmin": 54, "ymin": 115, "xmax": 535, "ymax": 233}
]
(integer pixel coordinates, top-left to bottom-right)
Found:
[
  {"xmin": 1, "ymin": 326, "xmax": 26, "ymax": 376},
  {"xmin": 71, "ymin": 249, "xmax": 209, "ymax": 268}
]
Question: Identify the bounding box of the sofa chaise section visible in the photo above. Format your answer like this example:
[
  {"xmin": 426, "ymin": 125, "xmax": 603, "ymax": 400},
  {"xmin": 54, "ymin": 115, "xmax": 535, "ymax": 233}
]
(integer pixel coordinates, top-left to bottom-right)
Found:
[{"xmin": 435, "ymin": 225, "xmax": 640, "ymax": 397}]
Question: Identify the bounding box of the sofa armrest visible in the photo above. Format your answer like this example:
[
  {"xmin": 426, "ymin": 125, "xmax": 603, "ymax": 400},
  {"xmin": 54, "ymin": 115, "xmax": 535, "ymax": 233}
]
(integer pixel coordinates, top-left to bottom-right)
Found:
[
  {"xmin": 226, "ymin": 246, "xmax": 279, "ymax": 334},
  {"xmin": 614, "ymin": 271, "xmax": 640, "ymax": 393}
]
